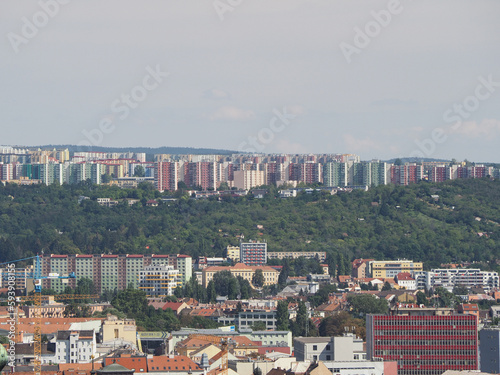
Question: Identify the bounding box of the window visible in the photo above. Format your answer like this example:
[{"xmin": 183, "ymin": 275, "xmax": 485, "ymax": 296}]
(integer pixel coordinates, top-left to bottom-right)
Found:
[
  {"xmin": 326, "ymin": 355, "xmax": 331, "ymax": 360},
  {"xmin": 313, "ymin": 345, "xmax": 317, "ymax": 350}
]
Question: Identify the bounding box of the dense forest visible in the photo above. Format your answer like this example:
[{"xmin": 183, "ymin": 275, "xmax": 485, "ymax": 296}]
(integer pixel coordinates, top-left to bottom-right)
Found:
[{"xmin": 0, "ymin": 178, "xmax": 499, "ymax": 271}]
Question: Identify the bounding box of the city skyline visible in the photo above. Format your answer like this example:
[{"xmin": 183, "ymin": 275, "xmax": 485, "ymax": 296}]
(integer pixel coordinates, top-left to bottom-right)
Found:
[{"xmin": 2, "ymin": 1, "xmax": 500, "ymax": 162}]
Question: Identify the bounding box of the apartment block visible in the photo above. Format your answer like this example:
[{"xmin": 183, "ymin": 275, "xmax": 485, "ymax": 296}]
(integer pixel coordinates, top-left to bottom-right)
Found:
[
  {"xmin": 225, "ymin": 246, "xmax": 240, "ymax": 263},
  {"xmin": 55, "ymin": 330, "xmax": 96, "ymax": 364},
  {"xmin": 414, "ymin": 269, "xmax": 499, "ymax": 292},
  {"xmin": 324, "ymin": 162, "xmax": 348, "ymax": 187},
  {"xmin": 368, "ymin": 260, "xmax": 423, "ymax": 278},
  {"xmin": 138, "ymin": 264, "xmax": 180, "ymax": 297},
  {"xmin": 181, "ymin": 161, "xmax": 217, "ymax": 190},
  {"xmin": 39, "ymin": 254, "xmax": 192, "ymax": 294},
  {"xmin": 267, "ymin": 251, "xmax": 326, "ymax": 262},
  {"xmin": 0, "ymin": 267, "xmax": 32, "ymax": 291},
  {"xmin": 390, "ymin": 164, "xmax": 424, "ymax": 185},
  {"xmin": 232, "ymin": 169, "xmax": 266, "ymax": 190},
  {"xmin": 202, "ymin": 263, "xmax": 279, "ymax": 288},
  {"xmin": 240, "ymin": 241, "xmax": 267, "ymax": 266},
  {"xmin": 154, "ymin": 161, "xmax": 178, "ymax": 192}
]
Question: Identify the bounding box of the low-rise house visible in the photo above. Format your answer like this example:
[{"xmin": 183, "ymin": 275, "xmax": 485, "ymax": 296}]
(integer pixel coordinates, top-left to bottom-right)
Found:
[
  {"xmin": 55, "ymin": 330, "xmax": 96, "ymax": 364},
  {"xmin": 395, "ymin": 272, "xmax": 416, "ymax": 290}
]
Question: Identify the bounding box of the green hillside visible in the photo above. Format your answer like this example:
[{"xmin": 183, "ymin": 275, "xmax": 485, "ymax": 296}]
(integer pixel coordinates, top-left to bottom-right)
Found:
[{"xmin": 0, "ymin": 178, "xmax": 499, "ymax": 270}]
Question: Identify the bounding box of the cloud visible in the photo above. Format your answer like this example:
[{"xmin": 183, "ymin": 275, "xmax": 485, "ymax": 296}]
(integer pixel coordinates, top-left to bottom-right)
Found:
[
  {"xmin": 447, "ymin": 119, "xmax": 500, "ymax": 138},
  {"xmin": 207, "ymin": 106, "xmax": 255, "ymax": 121},
  {"xmin": 203, "ymin": 88, "xmax": 231, "ymax": 100},
  {"xmin": 343, "ymin": 134, "xmax": 383, "ymax": 152},
  {"xmin": 273, "ymin": 139, "xmax": 308, "ymax": 154},
  {"xmin": 286, "ymin": 105, "xmax": 306, "ymax": 116},
  {"xmin": 371, "ymin": 98, "xmax": 418, "ymax": 107}
]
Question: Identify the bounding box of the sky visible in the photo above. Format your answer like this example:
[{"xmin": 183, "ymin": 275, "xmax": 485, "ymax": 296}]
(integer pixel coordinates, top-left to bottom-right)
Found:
[{"xmin": 1, "ymin": 0, "xmax": 500, "ymax": 162}]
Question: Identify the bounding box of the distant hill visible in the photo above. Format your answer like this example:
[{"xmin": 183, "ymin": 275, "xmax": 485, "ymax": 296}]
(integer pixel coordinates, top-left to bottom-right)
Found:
[
  {"xmin": 0, "ymin": 178, "xmax": 499, "ymax": 270},
  {"xmin": 25, "ymin": 145, "xmax": 237, "ymax": 156},
  {"xmin": 384, "ymin": 157, "xmax": 450, "ymax": 164}
]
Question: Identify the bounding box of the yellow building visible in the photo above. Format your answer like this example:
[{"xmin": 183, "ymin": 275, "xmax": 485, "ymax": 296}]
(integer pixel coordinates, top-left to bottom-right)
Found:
[
  {"xmin": 202, "ymin": 263, "xmax": 279, "ymax": 288},
  {"xmin": 100, "ymin": 315, "xmax": 137, "ymax": 344},
  {"xmin": 225, "ymin": 246, "xmax": 240, "ymax": 263},
  {"xmin": 369, "ymin": 260, "xmax": 423, "ymax": 278}
]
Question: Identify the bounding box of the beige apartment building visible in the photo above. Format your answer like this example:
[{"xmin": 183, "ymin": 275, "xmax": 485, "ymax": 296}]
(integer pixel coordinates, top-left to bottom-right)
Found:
[{"xmin": 202, "ymin": 263, "xmax": 279, "ymax": 288}]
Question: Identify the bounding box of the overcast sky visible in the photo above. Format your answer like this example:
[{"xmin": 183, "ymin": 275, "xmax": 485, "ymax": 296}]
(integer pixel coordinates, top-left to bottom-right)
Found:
[{"xmin": 1, "ymin": 1, "xmax": 500, "ymax": 161}]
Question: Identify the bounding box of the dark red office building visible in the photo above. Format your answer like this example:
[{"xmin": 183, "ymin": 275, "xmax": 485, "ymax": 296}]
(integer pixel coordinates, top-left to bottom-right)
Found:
[{"xmin": 366, "ymin": 314, "xmax": 478, "ymax": 375}]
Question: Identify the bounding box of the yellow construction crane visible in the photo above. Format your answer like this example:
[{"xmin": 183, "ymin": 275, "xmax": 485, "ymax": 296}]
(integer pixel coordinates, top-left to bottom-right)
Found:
[
  {"xmin": 2, "ymin": 255, "xmax": 98, "ymax": 375},
  {"xmin": 188, "ymin": 334, "xmax": 229, "ymax": 375},
  {"xmin": 16, "ymin": 293, "xmax": 100, "ymax": 374}
]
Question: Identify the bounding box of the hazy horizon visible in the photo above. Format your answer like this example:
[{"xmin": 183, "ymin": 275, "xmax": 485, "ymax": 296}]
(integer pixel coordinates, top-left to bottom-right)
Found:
[{"xmin": 2, "ymin": 1, "xmax": 500, "ymax": 162}]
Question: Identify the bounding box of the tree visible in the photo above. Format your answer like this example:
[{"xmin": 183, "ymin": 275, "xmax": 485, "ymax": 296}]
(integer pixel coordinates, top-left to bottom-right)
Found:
[
  {"xmin": 101, "ymin": 174, "xmax": 112, "ymax": 183},
  {"xmin": 382, "ymin": 281, "xmax": 392, "ymax": 291},
  {"xmin": 252, "ymin": 269, "xmax": 265, "ymax": 288},
  {"xmin": 251, "ymin": 321, "xmax": 267, "ymax": 331},
  {"xmin": 218, "ymin": 182, "xmax": 230, "ymax": 191},
  {"xmin": 276, "ymin": 300, "xmax": 289, "ymax": 331},
  {"xmin": 291, "ymin": 301, "xmax": 308, "ymax": 337},
  {"xmin": 211, "ymin": 271, "xmax": 241, "ymax": 299},
  {"xmin": 278, "ymin": 260, "xmax": 290, "ymax": 286},
  {"xmin": 416, "ymin": 291, "xmax": 428, "ymax": 306},
  {"xmin": 134, "ymin": 166, "xmax": 146, "ymax": 177},
  {"xmin": 433, "ymin": 287, "xmax": 459, "ymax": 308},
  {"xmin": 64, "ymin": 302, "xmax": 91, "ymax": 317},
  {"xmin": 207, "ymin": 280, "xmax": 217, "ymax": 303},
  {"xmin": 75, "ymin": 277, "xmax": 96, "ymax": 299},
  {"xmin": 452, "ymin": 284, "xmax": 469, "ymax": 296},
  {"xmin": 347, "ymin": 294, "xmax": 388, "ymax": 317},
  {"xmin": 319, "ymin": 311, "xmax": 365, "ymax": 340}
]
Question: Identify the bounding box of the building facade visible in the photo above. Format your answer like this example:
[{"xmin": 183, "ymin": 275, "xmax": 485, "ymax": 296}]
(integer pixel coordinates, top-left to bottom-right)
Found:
[
  {"xmin": 138, "ymin": 265, "xmax": 180, "ymax": 297},
  {"xmin": 368, "ymin": 260, "xmax": 423, "ymax": 278},
  {"xmin": 39, "ymin": 254, "xmax": 192, "ymax": 294},
  {"xmin": 240, "ymin": 241, "xmax": 267, "ymax": 266},
  {"xmin": 267, "ymin": 251, "xmax": 327, "ymax": 262},
  {"xmin": 480, "ymin": 328, "xmax": 500, "ymax": 373},
  {"xmin": 366, "ymin": 314, "xmax": 478, "ymax": 375},
  {"xmin": 201, "ymin": 263, "xmax": 279, "ymax": 288},
  {"xmin": 414, "ymin": 269, "xmax": 499, "ymax": 292}
]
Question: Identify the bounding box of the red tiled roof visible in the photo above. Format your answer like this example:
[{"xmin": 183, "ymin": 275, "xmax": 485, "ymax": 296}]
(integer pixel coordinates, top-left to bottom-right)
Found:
[
  {"xmin": 59, "ymin": 362, "xmax": 103, "ymax": 372},
  {"xmin": 147, "ymin": 355, "xmax": 202, "ymax": 372},
  {"xmin": 104, "ymin": 357, "xmax": 147, "ymax": 371},
  {"xmin": 162, "ymin": 302, "xmax": 184, "ymax": 311},
  {"xmin": 396, "ymin": 272, "xmax": 414, "ymax": 280}
]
